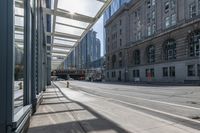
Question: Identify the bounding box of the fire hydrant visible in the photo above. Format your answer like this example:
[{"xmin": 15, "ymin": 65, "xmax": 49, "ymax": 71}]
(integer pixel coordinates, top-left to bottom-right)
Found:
[{"xmin": 66, "ymin": 81, "xmax": 69, "ymax": 88}]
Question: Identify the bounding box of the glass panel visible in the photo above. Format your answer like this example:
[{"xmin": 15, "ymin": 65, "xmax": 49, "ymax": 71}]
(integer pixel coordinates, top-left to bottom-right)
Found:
[
  {"xmin": 54, "ymin": 37, "xmax": 78, "ymax": 42},
  {"xmin": 14, "ymin": 0, "xmax": 24, "ymax": 114},
  {"xmin": 56, "ymin": 16, "xmax": 89, "ymax": 29},
  {"xmin": 15, "ymin": 7, "xmax": 24, "ymax": 16},
  {"xmin": 55, "ymin": 24, "xmax": 84, "ymax": 36},
  {"xmin": 52, "ymin": 53, "xmax": 67, "ymax": 57},
  {"xmin": 15, "ymin": 16, "xmax": 24, "ymax": 27},
  {"xmin": 54, "ymin": 39, "xmax": 76, "ymax": 46},
  {"xmin": 57, "ymin": 0, "xmax": 104, "ymax": 17},
  {"xmin": 15, "ymin": 33, "xmax": 24, "ymax": 40},
  {"xmin": 53, "ymin": 48, "xmax": 70, "ymax": 52}
]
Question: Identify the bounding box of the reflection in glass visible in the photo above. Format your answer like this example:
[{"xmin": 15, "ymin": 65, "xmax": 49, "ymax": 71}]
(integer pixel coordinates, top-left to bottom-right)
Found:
[
  {"xmin": 14, "ymin": 0, "xmax": 24, "ymax": 114},
  {"xmin": 57, "ymin": 0, "xmax": 104, "ymax": 17}
]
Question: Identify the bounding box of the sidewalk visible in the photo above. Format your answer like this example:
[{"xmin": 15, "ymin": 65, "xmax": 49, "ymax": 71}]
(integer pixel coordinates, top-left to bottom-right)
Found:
[{"xmin": 28, "ymin": 83, "xmax": 200, "ymax": 133}]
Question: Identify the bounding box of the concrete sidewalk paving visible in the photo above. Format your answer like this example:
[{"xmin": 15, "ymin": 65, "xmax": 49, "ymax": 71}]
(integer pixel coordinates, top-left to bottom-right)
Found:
[{"xmin": 28, "ymin": 83, "xmax": 200, "ymax": 133}]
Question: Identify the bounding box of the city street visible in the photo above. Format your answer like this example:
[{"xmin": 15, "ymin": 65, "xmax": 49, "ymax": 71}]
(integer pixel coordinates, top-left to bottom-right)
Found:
[{"xmin": 51, "ymin": 81, "xmax": 200, "ymax": 132}]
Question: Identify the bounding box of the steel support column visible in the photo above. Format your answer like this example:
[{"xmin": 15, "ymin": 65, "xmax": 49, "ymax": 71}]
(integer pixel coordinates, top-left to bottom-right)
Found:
[{"xmin": 0, "ymin": 0, "xmax": 14, "ymax": 132}]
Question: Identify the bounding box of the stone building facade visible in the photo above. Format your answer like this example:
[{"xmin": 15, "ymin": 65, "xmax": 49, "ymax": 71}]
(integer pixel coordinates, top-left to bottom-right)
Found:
[{"xmin": 105, "ymin": 0, "xmax": 200, "ymax": 83}]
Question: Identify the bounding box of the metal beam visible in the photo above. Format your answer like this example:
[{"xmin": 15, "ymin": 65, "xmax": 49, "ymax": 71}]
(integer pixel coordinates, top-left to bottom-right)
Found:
[
  {"xmin": 52, "ymin": 50, "xmax": 69, "ymax": 54},
  {"xmin": 53, "ymin": 43, "xmax": 74, "ymax": 48},
  {"xmin": 55, "ymin": 22, "xmax": 87, "ymax": 30},
  {"xmin": 43, "ymin": 8, "xmax": 95, "ymax": 23},
  {"xmin": 54, "ymin": 32, "xmax": 80, "ymax": 40}
]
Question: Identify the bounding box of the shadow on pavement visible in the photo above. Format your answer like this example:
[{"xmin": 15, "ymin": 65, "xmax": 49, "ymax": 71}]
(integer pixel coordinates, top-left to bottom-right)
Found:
[{"xmin": 28, "ymin": 86, "xmax": 131, "ymax": 133}]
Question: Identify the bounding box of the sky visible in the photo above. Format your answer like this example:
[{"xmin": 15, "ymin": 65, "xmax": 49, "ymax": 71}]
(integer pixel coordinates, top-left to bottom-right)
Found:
[{"xmin": 92, "ymin": 15, "xmax": 104, "ymax": 57}]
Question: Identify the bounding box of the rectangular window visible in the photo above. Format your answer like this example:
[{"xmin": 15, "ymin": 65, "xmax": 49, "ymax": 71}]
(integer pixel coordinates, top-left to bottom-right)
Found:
[
  {"xmin": 147, "ymin": 25, "xmax": 151, "ymax": 36},
  {"xmin": 133, "ymin": 70, "xmax": 135, "ymax": 77},
  {"xmin": 197, "ymin": 64, "xmax": 200, "ymax": 76},
  {"xmin": 198, "ymin": 0, "xmax": 200, "ymax": 15},
  {"xmin": 119, "ymin": 60, "xmax": 122, "ymax": 67},
  {"xmin": 165, "ymin": 1, "xmax": 170, "ymax": 13},
  {"xmin": 133, "ymin": 70, "xmax": 140, "ymax": 77},
  {"xmin": 120, "ymin": 29, "xmax": 122, "ymax": 35},
  {"xmin": 147, "ymin": 0, "xmax": 151, "ymax": 8},
  {"xmin": 189, "ymin": 3, "xmax": 196, "ymax": 18},
  {"xmin": 169, "ymin": 66, "xmax": 175, "ymax": 77},
  {"xmin": 195, "ymin": 42, "xmax": 200, "ymax": 56},
  {"xmin": 165, "ymin": 16, "xmax": 170, "ymax": 28},
  {"xmin": 14, "ymin": 0, "xmax": 25, "ymax": 113},
  {"xmin": 120, "ymin": 39, "xmax": 122, "ymax": 46},
  {"xmin": 112, "ymin": 71, "xmax": 116, "ymax": 77},
  {"xmin": 171, "ymin": 0, "xmax": 175, "ymax": 10},
  {"xmin": 152, "ymin": 0, "xmax": 156, "ymax": 6},
  {"xmin": 136, "ymin": 70, "xmax": 140, "ymax": 77},
  {"xmin": 146, "ymin": 69, "xmax": 149, "ymax": 77},
  {"xmin": 163, "ymin": 67, "xmax": 168, "ymax": 77},
  {"xmin": 152, "ymin": 24, "xmax": 156, "ymax": 34},
  {"xmin": 152, "ymin": 11, "xmax": 155, "ymax": 21},
  {"xmin": 171, "ymin": 14, "xmax": 176, "ymax": 26},
  {"xmin": 150, "ymin": 68, "xmax": 155, "ymax": 77},
  {"xmin": 107, "ymin": 72, "xmax": 109, "ymax": 78},
  {"xmin": 138, "ymin": 31, "xmax": 141, "ymax": 40},
  {"xmin": 146, "ymin": 68, "xmax": 154, "ymax": 77},
  {"xmin": 188, "ymin": 65, "xmax": 195, "ymax": 76},
  {"xmin": 147, "ymin": 13, "xmax": 151, "ymax": 23},
  {"xmin": 135, "ymin": 11, "xmax": 137, "ymax": 17}
]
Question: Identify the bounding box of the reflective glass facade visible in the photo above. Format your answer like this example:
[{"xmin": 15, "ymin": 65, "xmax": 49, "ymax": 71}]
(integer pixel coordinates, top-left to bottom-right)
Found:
[{"xmin": 103, "ymin": 0, "xmax": 131, "ymax": 24}]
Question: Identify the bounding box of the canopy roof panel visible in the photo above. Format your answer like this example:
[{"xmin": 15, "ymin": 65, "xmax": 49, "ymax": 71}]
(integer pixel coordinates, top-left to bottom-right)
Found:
[{"xmin": 43, "ymin": 0, "xmax": 112, "ymax": 70}]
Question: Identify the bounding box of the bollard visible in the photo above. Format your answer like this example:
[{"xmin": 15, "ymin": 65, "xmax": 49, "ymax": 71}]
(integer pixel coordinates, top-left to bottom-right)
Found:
[
  {"xmin": 18, "ymin": 82, "xmax": 22, "ymax": 90},
  {"xmin": 66, "ymin": 81, "xmax": 69, "ymax": 88}
]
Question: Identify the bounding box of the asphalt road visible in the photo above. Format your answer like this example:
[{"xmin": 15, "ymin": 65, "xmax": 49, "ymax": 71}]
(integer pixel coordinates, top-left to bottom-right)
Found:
[
  {"xmin": 52, "ymin": 81, "xmax": 200, "ymax": 132},
  {"xmin": 57, "ymin": 81, "xmax": 200, "ymax": 129}
]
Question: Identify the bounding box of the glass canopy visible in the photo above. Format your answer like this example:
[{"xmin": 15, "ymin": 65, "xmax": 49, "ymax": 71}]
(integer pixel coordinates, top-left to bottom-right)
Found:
[{"xmin": 43, "ymin": 0, "xmax": 112, "ymax": 70}]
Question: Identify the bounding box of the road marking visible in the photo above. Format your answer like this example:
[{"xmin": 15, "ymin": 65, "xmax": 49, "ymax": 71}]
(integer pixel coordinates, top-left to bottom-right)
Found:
[
  {"xmin": 71, "ymin": 84, "xmax": 200, "ymax": 111},
  {"xmin": 57, "ymin": 82, "xmax": 200, "ymax": 132},
  {"xmin": 77, "ymin": 88, "xmax": 200, "ymax": 125}
]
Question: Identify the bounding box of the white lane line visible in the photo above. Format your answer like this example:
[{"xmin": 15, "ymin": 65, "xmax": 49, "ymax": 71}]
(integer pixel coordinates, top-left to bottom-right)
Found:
[
  {"xmin": 58, "ymin": 82, "xmax": 200, "ymax": 133},
  {"xmin": 78, "ymin": 89, "xmax": 200, "ymax": 125},
  {"xmin": 72, "ymin": 84, "xmax": 200, "ymax": 111}
]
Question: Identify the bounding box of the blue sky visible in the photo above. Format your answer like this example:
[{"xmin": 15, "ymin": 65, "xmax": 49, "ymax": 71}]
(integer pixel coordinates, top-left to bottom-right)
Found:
[{"xmin": 92, "ymin": 15, "xmax": 104, "ymax": 56}]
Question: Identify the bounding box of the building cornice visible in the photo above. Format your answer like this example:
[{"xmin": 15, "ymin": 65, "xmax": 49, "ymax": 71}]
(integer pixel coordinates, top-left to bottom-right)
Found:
[{"xmin": 104, "ymin": 3, "xmax": 129, "ymax": 27}]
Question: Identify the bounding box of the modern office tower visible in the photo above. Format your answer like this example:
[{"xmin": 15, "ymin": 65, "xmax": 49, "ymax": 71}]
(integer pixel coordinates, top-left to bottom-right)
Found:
[
  {"xmin": 105, "ymin": 0, "xmax": 200, "ymax": 83},
  {"xmin": 96, "ymin": 38, "xmax": 101, "ymax": 60},
  {"xmin": 64, "ymin": 30, "xmax": 101, "ymax": 69}
]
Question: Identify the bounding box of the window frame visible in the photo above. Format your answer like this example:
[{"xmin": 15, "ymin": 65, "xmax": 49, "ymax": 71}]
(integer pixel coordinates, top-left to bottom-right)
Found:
[
  {"xmin": 189, "ymin": 2, "xmax": 197, "ymax": 18},
  {"xmin": 164, "ymin": 39, "xmax": 176, "ymax": 60},
  {"xmin": 133, "ymin": 49, "xmax": 141, "ymax": 65},
  {"xmin": 163, "ymin": 67, "xmax": 168, "ymax": 77},
  {"xmin": 187, "ymin": 64, "xmax": 195, "ymax": 77},
  {"xmin": 169, "ymin": 66, "xmax": 176, "ymax": 77},
  {"xmin": 147, "ymin": 45, "xmax": 155, "ymax": 63}
]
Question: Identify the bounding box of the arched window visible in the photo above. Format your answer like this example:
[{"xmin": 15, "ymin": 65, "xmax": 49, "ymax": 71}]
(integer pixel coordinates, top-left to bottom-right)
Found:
[
  {"xmin": 133, "ymin": 50, "xmax": 140, "ymax": 65},
  {"xmin": 147, "ymin": 45, "xmax": 155, "ymax": 63},
  {"xmin": 188, "ymin": 30, "xmax": 200, "ymax": 57},
  {"xmin": 112, "ymin": 54, "xmax": 116, "ymax": 68},
  {"xmin": 163, "ymin": 39, "xmax": 176, "ymax": 60}
]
